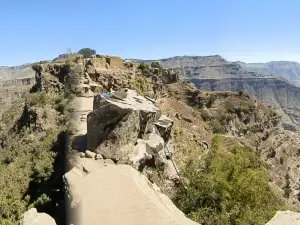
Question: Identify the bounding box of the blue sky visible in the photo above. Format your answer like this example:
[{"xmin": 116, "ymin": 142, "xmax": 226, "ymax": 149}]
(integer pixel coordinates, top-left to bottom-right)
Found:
[{"xmin": 1, "ymin": 0, "xmax": 300, "ymax": 66}]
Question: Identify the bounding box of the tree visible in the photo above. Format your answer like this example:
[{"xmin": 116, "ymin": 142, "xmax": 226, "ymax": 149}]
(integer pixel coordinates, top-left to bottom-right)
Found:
[
  {"xmin": 151, "ymin": 61, "xmax": 161, "ymax": 69},
  {"xmin": 77, "ymin": 48, "xmax": 96, "ymax": 58}
]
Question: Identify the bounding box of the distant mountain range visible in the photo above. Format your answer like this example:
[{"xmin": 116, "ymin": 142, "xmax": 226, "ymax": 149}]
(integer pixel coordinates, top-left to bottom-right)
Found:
[
  {"xmin": 237, "ymin": 61, "xmax": 300, "ymax": 87},
  {"xmin": 0, "ymin": 64, "xmax": 34, "ymax": 81},
  {"xmin": 133, "ymin": 55, "xmax": 300, "ymax": 131},
  {"xmin": 132, "ymin": 55, "xmax": 300, "ymax": 86}
]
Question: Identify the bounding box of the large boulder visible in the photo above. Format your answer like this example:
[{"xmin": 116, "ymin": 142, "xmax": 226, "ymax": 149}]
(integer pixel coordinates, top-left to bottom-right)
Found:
[
  {"xmin": 20, "ymin": 208, "xmax": 56, "ymax": 225},
  {"xmin": 131, "ymin": 133, "xmax": 166, "ymax": 170},
  {"xmin": 65, "ymin": 163, "xmax": 199, "ymax": 225},
  {"xmin": 154, "ymin": 115, "xmax": 173, "ymax": 142},
  {"xmin": 87, "ymin": 89, "xmax": 160, "ymax": 161},
  {"xmin": 265, "ymin": 210, "xmax": 300, "ymax": 225}
]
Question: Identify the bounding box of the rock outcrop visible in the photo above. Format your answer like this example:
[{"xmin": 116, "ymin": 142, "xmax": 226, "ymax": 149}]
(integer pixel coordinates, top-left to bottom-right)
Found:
[
  {"xmin": 135, "ymin": 55, "xmax": 300, "ymax": 131},
  {"xmin": 87, "ymin": 89, "xmax": 160, "ymax": 161},
  {"xmin": 196, "ymin": 77, "xmax": 300, "ymax": 131},
  {"xmin": 266, "ymin": 210, "xmax": 300, "ymax": 225},
  {"xmin": 64, "ymin": 158, "xmax": 198, "ymax": 225},
  {"xmin": 31, "ymin": 54, "xmax": 179, "ymax": 99},
  {"xmin": 20, "ymin": 208, "xmax": 57, "ymax": 225}
]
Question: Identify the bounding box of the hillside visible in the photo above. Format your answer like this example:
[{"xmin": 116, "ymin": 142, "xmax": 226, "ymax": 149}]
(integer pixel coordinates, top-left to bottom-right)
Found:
[
  {"xmin": 238, "ymin": 61, "xmax": 300, "ymax": 87},
  {"xmin": 135, "ymin": 56, "xmax": 300, "ymax": 131},
  {"xmin": 0, "ymin": 64, "xmax": 35, "ymax": 81},
  {"xmin": 1, "ymin": 54, "xmax": 300, "ymax": 225}
]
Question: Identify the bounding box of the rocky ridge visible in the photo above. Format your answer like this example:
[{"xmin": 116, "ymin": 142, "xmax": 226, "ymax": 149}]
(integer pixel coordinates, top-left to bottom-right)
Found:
[
  {"xmin": 135, "ymin": 55, "xmax": 300, "ymax": 131},
  {"xmin": 17, "ymin": 54, "xmax": 300, "ymax": 225},
  {"xmin": 238, "ymin": 61, "xmax": 300, "ymax": 87},
  {"xmin": 166, "ymin": 81, "xmax": 300, "ymax": 208},
  {"xmin": 0, "ymin": 64, "xmax": 34, "ymax": 81}
]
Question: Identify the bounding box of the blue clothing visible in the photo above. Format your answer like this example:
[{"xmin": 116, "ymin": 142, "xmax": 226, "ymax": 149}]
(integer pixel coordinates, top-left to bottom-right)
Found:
[{"xmin": 103, "ymin": 93, "xmax": 110, "ymax": 98}]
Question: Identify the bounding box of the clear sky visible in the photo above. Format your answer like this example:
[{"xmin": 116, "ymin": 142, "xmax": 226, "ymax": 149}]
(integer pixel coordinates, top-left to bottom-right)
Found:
[{"xmin": 1, "ymin": 0, "xmax": 300, "ymax": 66}]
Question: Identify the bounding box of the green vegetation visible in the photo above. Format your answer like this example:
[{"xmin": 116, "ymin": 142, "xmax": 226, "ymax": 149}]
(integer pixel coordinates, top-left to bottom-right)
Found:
[
  {"xmin": 0, "ymin": 91, "xmax": 73, "ymax": 224},
  {"xmin": 173, "ymin": 135, "xmax": 285, "ymax": 225},
  {"xmin": 137, "ymin": 62, "xmax": 149, "ymax": 72},
  {"xmin": 209, "ymin": 119, "xmax": 226, "ymax": 134},
  {"xmin": 77, "ymin": 47, "xmax": 96, "ymax": 58},
  {"xmin": 131, "ymin": 75, "xmax": 149, "ymax": 96},
  {"xmin": 151, "ymin": 61, "xmax": 162, "ymax": 69}
]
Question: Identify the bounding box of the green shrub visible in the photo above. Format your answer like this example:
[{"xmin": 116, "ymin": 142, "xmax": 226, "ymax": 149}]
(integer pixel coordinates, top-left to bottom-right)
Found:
[
  {"xmin": 173, "ymin": 136, "xmax": 284, "ymax": 225},
  {"xmin": 151, "ymin": 61, "xmax": 162, "ymax": 69},
  {"xmin": 206, "ymin": 96, "xmax": 216, "ymax": 108},
  {"xmin": 137, "ymin": 63, "xmax": 149, "ymax": 72},
  {"xmin": 77, "ymin": 48, "xmax": 96, "ymax": 58},
  {"xmin": 200, "ymin": 109, "xmax": 211, "ymax": 122},
  {"xmin": 0, "ymin": 91, "xmax": 69, "ymax": 224},
  {"xmin": 27, "ymin": 92, "xmax": 48, "ymax": 106},
  {"xmin": 210, "ymin": 119, "xmax": 226, "ymax": 134},
  {"xmin": 132, "ymin": 76, "xmax": 149, "ymax": 96}
]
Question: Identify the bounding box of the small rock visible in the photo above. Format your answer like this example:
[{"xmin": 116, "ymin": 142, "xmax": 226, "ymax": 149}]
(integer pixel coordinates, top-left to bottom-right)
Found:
[
  {"xmin": 95, "ymin": 154, "xmax": 103, "ymax": 160},
  {"xmin": 85, "ymin": 150, "xmax": 96, "ymax": 159},
  {"xmin": 20, "ymin": 208, "xmax": 57, "ymax": 225},
  {"xmin": 182, "ymin": 116, "xmax": 192, "ymax": 123},
  {"xmin": 79, "ymin": 152, "xmax": 86, "ymax": 158}
]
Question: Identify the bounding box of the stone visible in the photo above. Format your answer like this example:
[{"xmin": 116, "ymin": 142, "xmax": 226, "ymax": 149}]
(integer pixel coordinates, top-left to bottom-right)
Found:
[
  {"xmin": 95, "ymin": 154, "xmax": 103, "ymax": 160},
  {"xmin": 85, "ymin": 150, "xmax": 96, "ymax": 159},
  {"xmin": 182, "ymin": 116, "xmax": 192, "ymax": 123},
  {"xmin": 131, "ymin": 139, "xmax": 153, "ymax": 169},
  {"xmin": 87, "ymin": 89, "xmax": 159, "ymax": 161},
  {"xmin": 266, "ymin": 210, "xmax": 300, "ymax": 225},
  {"xmin": 106, "ymin": 56, "xmax": 124, "ymax": 69},
  {"xmin": 79, "ymin": 152, "xmax": 85, "ymax": 158},
  {"xmin": 163, "ymin": 160, "xmax": 180, "ymax": 182},
  {"xmin": 144, "ymin": 133, "xmax": 165, "ymax": 154},
  {"xmin": 131, "ymin": 133, "xmax": 166, "ymax": 169},
  {"xmin": 66, "ymin": 164, "xmax": 199, "ymax": 225},
  {"xmin": 94, "ymin": 109, "xmax": 140, "ymax": 161},
  {"xmin": 90, "ymin": 57, "xmax": 107, "ymax": 69},
  {"xmin": 154, "ymin": 115, "xmax": 173, "ymax": 141},
  {"xmin": 20, "ymin": 208, "xmax": 56, "ymax": 225}
]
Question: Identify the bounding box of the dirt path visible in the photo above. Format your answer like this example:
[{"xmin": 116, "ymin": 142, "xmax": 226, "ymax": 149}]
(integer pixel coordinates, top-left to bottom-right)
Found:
[{"xmin": 69, "ymin": 97, "xmax": 94, "ymax": 151}]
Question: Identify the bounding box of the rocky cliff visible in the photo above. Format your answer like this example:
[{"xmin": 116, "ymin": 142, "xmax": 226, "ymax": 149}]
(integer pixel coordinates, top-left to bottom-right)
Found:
[
  {"xmin": 195, "ymin": 77, "xmax": 300, "ymax": 131},
  {"xmin": 0, "ymin": 64, "xmax": 35, "ymax": 80},
  {"xmin": 238, "ymin": 61, "xmax": 300, "ymax": 87},
  {"xmin": 136, "ymin": 56, "xmax": 300, "ymax": 131},
  {"xmin": 5, "ymin": 53, "xmax": 300, "ymax": 225}
]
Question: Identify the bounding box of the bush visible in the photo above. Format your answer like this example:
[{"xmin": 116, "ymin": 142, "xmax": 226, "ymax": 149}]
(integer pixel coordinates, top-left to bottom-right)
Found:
[
  {"xmin": 151, "ymin": 61, "xmax": 162, "ymax": 69},
  {"xmin": 131, "ymin": 76, "xmax": 149, "ymax": 96},
  {"xmin": 173, "ymin": 136, "xmax": 284, "ymax": 225},
  {"xmin": 27, "ymin": 92, "xmax": 48, "ymax": 106},
  {"xmin": 200, "ymin": 109, "xmax": 211, "ymax": 122},
  {"xmin": 77, "ymin": 48, "xmax": 96, "ymax": 58},
  {"xmin": 137, "ymin": 63, "xmax": 149, "ymax": 72},
  {"xmin": 0, "ymin": 91, "xmax": 70, "ymax": 224},
  {"xmin": 210, "ymin": 119, "xmax": 226, "ymax": 134},
  {"xmin": 206, "ymin": 96, "xmax": 216, "ymax": 108}
]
